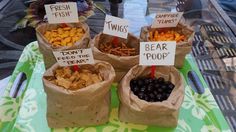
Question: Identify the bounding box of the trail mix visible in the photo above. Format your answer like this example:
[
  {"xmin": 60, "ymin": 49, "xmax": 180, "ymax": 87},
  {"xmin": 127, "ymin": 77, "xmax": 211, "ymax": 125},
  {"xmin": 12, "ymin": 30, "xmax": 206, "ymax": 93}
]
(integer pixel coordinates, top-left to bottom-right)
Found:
[
  {"xmin": 99, "ymin": 38, "xmax": 137, "ymax": 56},
  {"xmin": 45, "ymin": 67, "xmax": 103, "ymax": 90},
  {"xmin": 44, "ymin": 26, "xmax": 85, "ymax": 47},
  {"xmin": 149, "ymin": 29, "xmax": 186, "ymax": 43},
  {"xmin": 130, "ymin": 77, "xmax": 175, "ymax": 102}
]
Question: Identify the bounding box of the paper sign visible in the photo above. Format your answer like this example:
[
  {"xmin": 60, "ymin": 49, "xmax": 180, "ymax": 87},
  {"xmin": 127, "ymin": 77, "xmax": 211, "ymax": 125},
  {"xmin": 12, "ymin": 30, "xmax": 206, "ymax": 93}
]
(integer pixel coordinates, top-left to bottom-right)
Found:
[
  {"xmin": 53, "ymin": 48, "xmax": 94, "ymax": 66},
  {"xmin": 45, "ymin": 2, "xmax": 79, "ymax": 24},
  {"xmin": 151, "ymin": 12, "xmax": 183, "ymax": 28},
  {"xmin": 139, "ymin": 41, "xmax": 176, "ymax": 66},
  {"xmin": 103, "ymin": 15, "xmax": 129, "ymax": 39}
]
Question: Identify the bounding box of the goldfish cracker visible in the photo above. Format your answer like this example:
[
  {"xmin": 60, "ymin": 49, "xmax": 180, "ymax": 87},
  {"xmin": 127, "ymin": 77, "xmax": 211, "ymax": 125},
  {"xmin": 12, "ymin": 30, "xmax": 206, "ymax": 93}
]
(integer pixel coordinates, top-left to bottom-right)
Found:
[
  {"xmin": 51, "ymin": 32, "xmax": 57, "ymax": 38},
  {"xmin": 58, "ymin": 28, "xmax": 63, "ymax": 34},
  {"xmin": 43, "ymin": 26, "xmax": 85, "ymax": 47},
  {"xmin": 59, "ymin": 34, "xmax": 64, "ymax": 38},
  {"xmin": 52, "ymin": 41, "xmax": 61, "ymax": 46},
  {"xmin": 77, "ymin": 28, "xmax": 84, "ymax": 33},
  {"xmin": 64, "ymin": 31, "xmax": 70, "ymax": 38},
  {"xmin": 64, "ymin": 37, "xmax": 72, "ymax": 43},
  {"xmin": 44, "ymin": 31, "xmax": 51, "ymax": 38},
  {"xmin": 61, "ymin": 40, "xmax": 67, "ymax": 46},
  {"xmin": 72, "ymin": 36, "xmax": 80, "ymax": 43},
  {"xmin": 49, "ymin": 38, "xmax": 54, "ymax": 43},
  {"xmin": 71, "ymin": 28, "xmax": 77, "ymax": 32},
  {"xmin": 54, "ymin": 37, "xmax": 61, "ymax": 42},
  {"xmin": 70, "ymin": 30, "xmax": 76, "ymax": 37}
]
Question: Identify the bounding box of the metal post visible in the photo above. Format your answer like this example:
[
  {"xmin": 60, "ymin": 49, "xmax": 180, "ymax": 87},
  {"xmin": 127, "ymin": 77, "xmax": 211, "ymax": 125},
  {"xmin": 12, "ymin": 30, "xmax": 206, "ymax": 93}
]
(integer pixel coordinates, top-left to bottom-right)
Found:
[{"xmin": 109, "ymin": 0, "xmax": 122, "ymax": 17}]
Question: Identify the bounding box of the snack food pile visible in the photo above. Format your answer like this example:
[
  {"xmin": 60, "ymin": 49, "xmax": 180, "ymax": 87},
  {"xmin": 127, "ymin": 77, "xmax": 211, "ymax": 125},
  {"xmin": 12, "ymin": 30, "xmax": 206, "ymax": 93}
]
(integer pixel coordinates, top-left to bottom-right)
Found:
[
  {"xmin": 149, "ymin": 29, "xmax": 186, "ymax": 42},
  {"xmin": 99, "ymin": 38, "xmax": 137, "ymax": 56},
  {"xmin": 44, "ymin": 27, "xmax": 85, "ymax": 47},
  {"xmin": 37, "ymin": 20, "xmax": 189, "ymax": 128},
  {"xmin": 45, "ymin": 66, "xmax": 103, "ymax": 90},
  {"xmin": 130, "ymin": 77, "xmax": 175, "ymax": 102}
]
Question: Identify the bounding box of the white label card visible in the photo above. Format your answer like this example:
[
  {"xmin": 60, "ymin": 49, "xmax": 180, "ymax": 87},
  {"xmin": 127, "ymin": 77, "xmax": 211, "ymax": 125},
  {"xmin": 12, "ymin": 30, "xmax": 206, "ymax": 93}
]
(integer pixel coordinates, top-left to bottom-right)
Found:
[
  {"xmin": 53, "ymin": 48, "xmax": 94, "ymax": 66},
  {"xmin": 45, "ymin": 2, "xmax": 79, "ymax": 24},
  {"xmin": 151, "ymin": 12, "xmax": 183, "ymax": 28},
  {"xmin": 139, "ymin": 41, "xmax": 176, "ymax": 66},
  {"xmin": 103, "ymin": 15, "xmax": 129, "ymax": 39}
]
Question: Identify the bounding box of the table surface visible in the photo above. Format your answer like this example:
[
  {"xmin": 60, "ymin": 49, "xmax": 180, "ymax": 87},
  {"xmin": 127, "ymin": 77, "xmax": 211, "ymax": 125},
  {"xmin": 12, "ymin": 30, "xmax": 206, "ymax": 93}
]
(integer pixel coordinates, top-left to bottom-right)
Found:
[{"xmin": 0, "ymin": 0, "xmax": 236, "ymax": 131}]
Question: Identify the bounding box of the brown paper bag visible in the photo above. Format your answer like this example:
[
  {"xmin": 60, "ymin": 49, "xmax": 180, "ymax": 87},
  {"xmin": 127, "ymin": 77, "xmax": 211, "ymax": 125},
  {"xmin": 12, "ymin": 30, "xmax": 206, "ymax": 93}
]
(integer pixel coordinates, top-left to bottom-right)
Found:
[
  {"xmin": 118, "ymin": 65, "xmax": 184, "ymax": 127},
  {"xmin": 42, "ymin": 61, "xmax": 115, "ymax": 128},
  {"xmin": 140, "ymin": 23, "xmax": 194, "ymax": 68},
  {"xmin": 91, "ymin": 33, "xmax": 140, "ymax": 82},
  {"xmin": 36, "ymin": 22, "xmax": 90, "ymax": 69}
]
